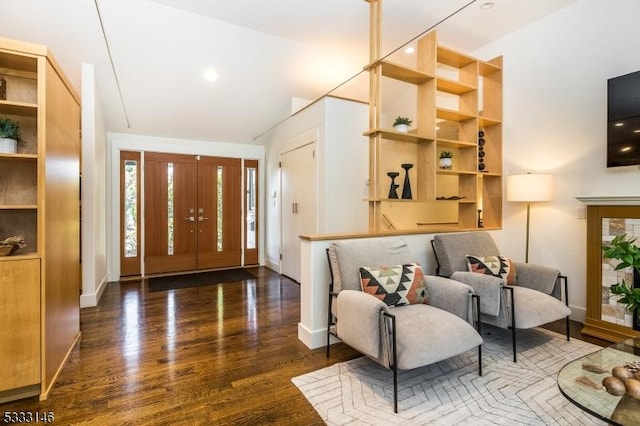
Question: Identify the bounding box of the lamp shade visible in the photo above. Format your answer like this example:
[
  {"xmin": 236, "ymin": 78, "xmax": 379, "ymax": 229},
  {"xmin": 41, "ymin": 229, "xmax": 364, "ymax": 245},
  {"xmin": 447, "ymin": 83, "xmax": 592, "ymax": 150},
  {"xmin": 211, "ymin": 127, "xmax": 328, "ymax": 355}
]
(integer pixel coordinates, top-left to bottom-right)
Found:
[{"xmin": 506, "ymin": 173, "xmax": 553, "ymax": 202}]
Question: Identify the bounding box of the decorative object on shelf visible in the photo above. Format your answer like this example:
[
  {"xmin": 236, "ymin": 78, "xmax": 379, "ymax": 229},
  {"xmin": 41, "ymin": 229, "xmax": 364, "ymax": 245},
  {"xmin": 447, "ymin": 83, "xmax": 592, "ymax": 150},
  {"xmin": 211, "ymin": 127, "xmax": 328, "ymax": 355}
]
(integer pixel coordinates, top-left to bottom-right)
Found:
[
  {"xmin": 401, "ymin": 163, "xmax": 413, "ymax": 199},
  {"xmin": 506, "ymin": 173, "xmax": 553, "ymax": 263},
  {"xmin": 0, "ymin": 117, "xmax": 21, "ymax": 154},
  {"xmin": 478, "ymin": 130, "xmax": 486, "ymax": 172},
  {"xmin": 477, "ymin": 209, "xmax": 484, "ymax": 228},
  {"xmin": 0, "ymin": 76, "xmax": 6, "ymax": 100},
  {"xmin": 602, "ymin": 233, "xmax": 640, "ymax": 330},
  {"xmin": 393, "ymin": 116, "xmax": 412, "ymax": 133},
  {"xmin": 0, "ymin": 235, "xmax": 26, "ymax": 256},
  {"xmin": 439, "ymin": 151, "xmax": 453, "ymax": 169},
  {"xmin": 387, "ymin": 172, "xmax": 400, "ymax": 199}
]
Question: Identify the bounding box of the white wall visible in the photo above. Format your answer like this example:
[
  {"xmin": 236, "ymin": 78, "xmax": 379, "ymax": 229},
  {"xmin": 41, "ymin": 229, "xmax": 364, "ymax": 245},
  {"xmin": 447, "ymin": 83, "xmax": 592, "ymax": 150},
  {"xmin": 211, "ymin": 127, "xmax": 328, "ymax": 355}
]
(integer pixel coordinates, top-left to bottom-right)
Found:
[
  {"xmin": 472, "ymin": 0, "xmax": 640, "ymax": 321},
  {"xmin": 106, "ymin": 133, "xmax": 265, "ymax": 281},
  {"xmin": 258, "ymin": 96, "xmax": 369, "ymax": 272},
  {"xmin": 80, "ymin": 63, "xmax": 108, "ymax": 308}
]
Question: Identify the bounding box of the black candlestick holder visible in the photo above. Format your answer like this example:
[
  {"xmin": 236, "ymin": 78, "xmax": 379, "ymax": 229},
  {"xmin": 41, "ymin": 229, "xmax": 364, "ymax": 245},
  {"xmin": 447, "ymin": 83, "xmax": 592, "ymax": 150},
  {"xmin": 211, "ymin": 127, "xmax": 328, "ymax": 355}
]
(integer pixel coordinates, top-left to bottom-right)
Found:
[{"xmin": 387, "ymin": 172, "xmax": 400, "ymax": 199}]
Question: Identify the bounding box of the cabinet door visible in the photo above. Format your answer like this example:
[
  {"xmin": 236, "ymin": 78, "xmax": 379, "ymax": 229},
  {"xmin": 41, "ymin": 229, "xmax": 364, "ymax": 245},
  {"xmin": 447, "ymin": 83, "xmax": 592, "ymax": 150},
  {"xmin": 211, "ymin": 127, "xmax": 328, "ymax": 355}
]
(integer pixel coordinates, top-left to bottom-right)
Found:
[{"xmin": 0, "ymin": 258, "xmax": 40, "ymax": 392}]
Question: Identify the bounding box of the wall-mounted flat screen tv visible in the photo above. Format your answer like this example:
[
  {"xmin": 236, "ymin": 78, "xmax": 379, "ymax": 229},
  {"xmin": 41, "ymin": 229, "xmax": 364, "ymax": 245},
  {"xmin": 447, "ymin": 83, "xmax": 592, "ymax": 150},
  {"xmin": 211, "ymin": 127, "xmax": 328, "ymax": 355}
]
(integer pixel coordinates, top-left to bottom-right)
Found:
[{"xmin": 608, "ymin": 70, "xmax": 640, "ymax": 167}]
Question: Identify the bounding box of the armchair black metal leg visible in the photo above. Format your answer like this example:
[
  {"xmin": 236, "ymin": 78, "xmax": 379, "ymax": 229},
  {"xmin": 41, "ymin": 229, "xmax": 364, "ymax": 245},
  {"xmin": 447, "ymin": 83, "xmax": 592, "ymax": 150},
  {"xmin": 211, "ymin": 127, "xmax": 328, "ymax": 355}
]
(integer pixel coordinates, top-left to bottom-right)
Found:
[
  {"xmin": 393, "ymin": 366, "xmax": 398, "ymax": 414},
  {"xmin": 384, "ymin": 311, "xmax": 399, "ymax": 413},
  {"xmin": 472, "ymin": 294, "xmax": 482, "ymax": 376},
  {"xmin": 561, "ymin": 274, "xmax": 570, "ymax": 342},
  {"xmin": 505, "ymin": 286, "xmax": 517, "ymax": 362}
]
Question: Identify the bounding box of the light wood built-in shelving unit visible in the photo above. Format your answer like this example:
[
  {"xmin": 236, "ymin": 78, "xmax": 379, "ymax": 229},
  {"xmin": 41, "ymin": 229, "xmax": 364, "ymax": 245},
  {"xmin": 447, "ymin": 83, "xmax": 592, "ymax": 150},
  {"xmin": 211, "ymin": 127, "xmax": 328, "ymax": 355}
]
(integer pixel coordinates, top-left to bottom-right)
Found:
[
  {"xmin": 0, "ymin": 37, "xmax": 81, "ymax": 403},
  {"xmin": 365, "ymin": 0, "xmax": 503, "ymax": 232}
]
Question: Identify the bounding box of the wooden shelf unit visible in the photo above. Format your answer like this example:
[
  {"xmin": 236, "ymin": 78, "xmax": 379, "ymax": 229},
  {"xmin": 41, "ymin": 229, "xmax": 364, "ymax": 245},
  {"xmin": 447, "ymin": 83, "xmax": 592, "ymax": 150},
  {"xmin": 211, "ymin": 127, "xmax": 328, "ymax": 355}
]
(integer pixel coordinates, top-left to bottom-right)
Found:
[
  {"xmin": 365, "ymin": 7, "xmax": 503, "ymax": 232},
  {"xmin": 0, "ymin": 37, "xmax": 81, "ymax": 403}
]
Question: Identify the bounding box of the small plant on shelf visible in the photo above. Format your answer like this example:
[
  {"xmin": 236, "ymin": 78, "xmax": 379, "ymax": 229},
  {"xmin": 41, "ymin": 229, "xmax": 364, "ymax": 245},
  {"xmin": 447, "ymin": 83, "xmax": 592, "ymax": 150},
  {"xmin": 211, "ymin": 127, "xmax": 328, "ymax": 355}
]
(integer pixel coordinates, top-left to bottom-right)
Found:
[
  {"xmin": 0, "ymin": 117, "xmax": 21, "ymax": 153},
  {"xmin": 439, "ymin": 151, "xmax": 453, "ymax": 169},
  {"xmin": 0, "ymin": 117, "xmax": 20, "ymax": 140},
  {"xmin": 602, "ymin": 233, "xmax": 640, "ymax": 316},
  {"xmin": 392, "ymin": 116, "xmax": 412, "ymax": 133}
]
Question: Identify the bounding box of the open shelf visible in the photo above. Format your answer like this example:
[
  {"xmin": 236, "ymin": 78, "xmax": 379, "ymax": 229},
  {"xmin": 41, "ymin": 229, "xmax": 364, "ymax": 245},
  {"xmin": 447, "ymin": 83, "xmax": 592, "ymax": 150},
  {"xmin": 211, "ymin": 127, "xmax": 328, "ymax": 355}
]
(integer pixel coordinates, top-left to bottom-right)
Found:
[
  {"xmin": 365, "ymin": 128, "xmax": 434, "ymax": 143},
  {"xmin": 366, "ymin": 59, "xmax": 434, "ymax": 84},
  {"xmin": 437, "ymin": 77, "xmax": 476, "ymax": 95},
  {"xmin": 0, "ymin": 100, "xmax": 38, "ymax": 117}
]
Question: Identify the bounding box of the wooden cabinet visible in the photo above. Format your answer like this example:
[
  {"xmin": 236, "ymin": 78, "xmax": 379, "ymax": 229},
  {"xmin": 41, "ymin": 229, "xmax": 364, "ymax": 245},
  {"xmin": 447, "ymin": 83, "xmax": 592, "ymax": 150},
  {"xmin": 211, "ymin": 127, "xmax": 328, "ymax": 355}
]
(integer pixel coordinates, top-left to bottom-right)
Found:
[
  {"xmin": 0, "ymin": 37, "xmax": 80, "ymax": 402},
  {"xmin": 365, "ymin": 18, "xmax": 503, "ymax": 232}
]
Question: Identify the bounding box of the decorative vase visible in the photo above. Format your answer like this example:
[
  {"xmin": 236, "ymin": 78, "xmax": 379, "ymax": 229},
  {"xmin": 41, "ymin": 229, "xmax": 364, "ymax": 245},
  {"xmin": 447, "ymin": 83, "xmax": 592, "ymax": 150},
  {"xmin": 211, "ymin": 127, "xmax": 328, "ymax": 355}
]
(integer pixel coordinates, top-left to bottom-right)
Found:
[
  {"xmin": 394, "ymin": 124, "xmax": 409, "ymax": 133},
  {"xmin": 387, "ymin": 172, "xmax": 400, "ymax": 199},
  {"xmin": 0, "ymin": 138, "xmax": 17, "ymax": 153},
  {"xmin": 401, "ymin": 163, "xmax": 413, "ymax": 199},
  {"xmin": 439, "ymin": 158, "xmax": 452, "ymax": 169}
]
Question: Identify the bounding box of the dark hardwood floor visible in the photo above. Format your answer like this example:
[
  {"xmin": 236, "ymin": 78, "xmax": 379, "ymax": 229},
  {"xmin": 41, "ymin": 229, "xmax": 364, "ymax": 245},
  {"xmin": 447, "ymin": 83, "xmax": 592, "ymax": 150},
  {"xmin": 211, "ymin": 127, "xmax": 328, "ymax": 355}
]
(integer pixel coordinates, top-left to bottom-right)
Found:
[
  {"xmin": 0, "ymin": 267, "xmax": 358, "ymax": 425},
  {"xmin": 1, "ymin": 267, "xmax": 609, "ymax": 425}
]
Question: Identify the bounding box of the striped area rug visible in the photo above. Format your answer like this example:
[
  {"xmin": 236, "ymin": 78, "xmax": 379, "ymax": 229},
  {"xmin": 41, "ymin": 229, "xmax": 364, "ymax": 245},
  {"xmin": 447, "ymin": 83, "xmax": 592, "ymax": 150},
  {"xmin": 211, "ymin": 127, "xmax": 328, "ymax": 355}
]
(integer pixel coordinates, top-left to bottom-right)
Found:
[{"xmin": 292, "ymin": 326, "xmax": 608, "ymax": 425}]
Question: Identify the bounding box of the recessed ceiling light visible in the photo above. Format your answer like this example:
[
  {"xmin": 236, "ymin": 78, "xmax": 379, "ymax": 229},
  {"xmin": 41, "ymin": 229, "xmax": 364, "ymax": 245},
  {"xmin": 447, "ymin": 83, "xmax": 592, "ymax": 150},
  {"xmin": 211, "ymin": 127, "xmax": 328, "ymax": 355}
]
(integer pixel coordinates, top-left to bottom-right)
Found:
[
  {"xmin": 621, "ymin": 146, "xmax": 632, "ymax": 152},
  {"xmin": 480, "ymin": 2, "xmax": 495, "ymax": 10},
  {"xmin": 615, "ymin": 122, "xmax": 624, "ymax": 127},
  {"xmin": 634, "ymin": 129, "xmax": 640, "ymax": 133},
  {"xmin": 404, "ymin": 46, "xmax": 415, "ymax": 55},
  {"xmin": 204, "ymin": 68, "xmax": 218, "ymax": 82}
]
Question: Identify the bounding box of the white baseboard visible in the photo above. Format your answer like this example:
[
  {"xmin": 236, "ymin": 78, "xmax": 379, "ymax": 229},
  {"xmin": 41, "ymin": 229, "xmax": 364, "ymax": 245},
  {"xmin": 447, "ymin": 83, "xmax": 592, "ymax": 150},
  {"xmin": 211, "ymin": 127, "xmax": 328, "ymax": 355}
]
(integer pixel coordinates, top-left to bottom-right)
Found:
[
  {"xmin": 569, "ymin": 305, "xmax": 586, "ymax": 323},
  {"xmin": 80, "ymin": 273, "xmax": 109, "ymax": 308},
  {"xmin": 298, "ymin": 323, "xmax": 339, "ymax": 350},
  {"xmin": 264, "ymin": 258, "xmax": 279, "ymax": 273}
]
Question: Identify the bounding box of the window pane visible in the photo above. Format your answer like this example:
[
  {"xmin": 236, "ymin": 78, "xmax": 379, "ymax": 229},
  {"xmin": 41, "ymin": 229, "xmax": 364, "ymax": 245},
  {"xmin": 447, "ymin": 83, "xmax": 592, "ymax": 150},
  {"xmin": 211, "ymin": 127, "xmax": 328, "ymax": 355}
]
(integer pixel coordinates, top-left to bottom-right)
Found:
[
  {"xmin": 217, "ymin": 166, "xmax": 223, "ymax": 252},
  {"xmin": 168, "ymin": 163, "xmax": 174, "ymax": 256},
  {"xmin": 124, "ymin": 160, "xmax": 138, "ymax": 257},
  {"xmin": 246, "ymin": 167, "xmax": 256, "ymax": 250}
]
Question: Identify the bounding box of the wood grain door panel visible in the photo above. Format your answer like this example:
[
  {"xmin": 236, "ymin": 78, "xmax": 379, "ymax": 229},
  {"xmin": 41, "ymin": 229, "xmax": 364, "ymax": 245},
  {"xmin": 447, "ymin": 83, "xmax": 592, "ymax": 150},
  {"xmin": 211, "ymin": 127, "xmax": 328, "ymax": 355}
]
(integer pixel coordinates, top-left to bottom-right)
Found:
[
  {"xmin": 144, "ymin": 152, "xmax": 197, "ymax": 274},
  {"xmin": 197, "ymin": 156, "xmax": 242, "ymax": 269}
]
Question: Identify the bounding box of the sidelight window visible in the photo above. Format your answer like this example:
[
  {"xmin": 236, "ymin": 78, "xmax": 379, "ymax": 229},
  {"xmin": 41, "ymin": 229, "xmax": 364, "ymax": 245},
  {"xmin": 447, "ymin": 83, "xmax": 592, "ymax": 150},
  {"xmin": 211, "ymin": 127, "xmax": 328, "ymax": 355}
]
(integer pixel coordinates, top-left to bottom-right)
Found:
[
  {"xmin": 217, "ymin": 166, "xmax": 223, "ymax": 251},
  {"xmin": 123, "ymin": 160, "xmax": 138, "ymax": 257},
  {"xmin": 246, "ymin": 167, "xmax": 256, "ymax": 250},
  {"xmin": 168, "ymin": 163, "xmax": 174, "ymax": 255}
]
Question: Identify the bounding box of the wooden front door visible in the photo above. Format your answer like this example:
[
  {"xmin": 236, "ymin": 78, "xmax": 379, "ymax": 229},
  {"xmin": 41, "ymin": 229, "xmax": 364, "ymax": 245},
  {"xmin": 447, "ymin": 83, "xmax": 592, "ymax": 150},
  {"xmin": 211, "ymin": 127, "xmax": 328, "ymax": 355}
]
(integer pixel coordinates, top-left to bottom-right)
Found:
[
  {"xmin": 145, "ymin": 152, "xmax": 198, "ymax": 274},
  {"xmin": 196, "ymin": 156, "xmax": 242, "ymax": 269},
  {"xmin": 143, "ymin": 152, "xmax": 243, "ymax": 275}
]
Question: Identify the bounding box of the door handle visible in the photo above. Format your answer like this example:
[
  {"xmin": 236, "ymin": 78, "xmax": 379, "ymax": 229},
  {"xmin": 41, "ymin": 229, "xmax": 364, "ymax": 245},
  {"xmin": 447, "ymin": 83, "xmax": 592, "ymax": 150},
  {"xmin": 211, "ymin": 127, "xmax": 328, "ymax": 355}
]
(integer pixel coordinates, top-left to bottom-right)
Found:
[
  {"xmin": 199, "ymin": 217, "xmax": 209, "ymax": 221},
  {"xmin": 184, "ymin": 216, "xmax": 195, "ymax": 222}
]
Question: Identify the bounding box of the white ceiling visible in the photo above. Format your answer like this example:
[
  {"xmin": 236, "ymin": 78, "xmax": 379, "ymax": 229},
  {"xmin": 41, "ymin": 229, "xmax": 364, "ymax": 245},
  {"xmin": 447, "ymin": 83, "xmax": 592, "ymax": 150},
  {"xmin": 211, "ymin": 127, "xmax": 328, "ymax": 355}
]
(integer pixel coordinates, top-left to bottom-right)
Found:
[{"xmin": 0, "ymin": 0, "xmax": 575, "ymax": 144}]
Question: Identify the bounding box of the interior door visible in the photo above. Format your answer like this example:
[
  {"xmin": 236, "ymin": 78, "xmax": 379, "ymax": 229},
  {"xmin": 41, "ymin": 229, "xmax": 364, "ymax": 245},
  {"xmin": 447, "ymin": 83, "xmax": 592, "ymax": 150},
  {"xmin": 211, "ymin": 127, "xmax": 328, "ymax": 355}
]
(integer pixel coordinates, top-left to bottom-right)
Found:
[
  {"xmin": 197, "ymin": 156, "xmax": 242, "ymax": 269},
  {"xmin": 281, "ymin": 143, "xmax": 317, "ymax": 282},
  {"xmin": 144, "ymin": 152, "xmax": 198, "ymax": 274}
]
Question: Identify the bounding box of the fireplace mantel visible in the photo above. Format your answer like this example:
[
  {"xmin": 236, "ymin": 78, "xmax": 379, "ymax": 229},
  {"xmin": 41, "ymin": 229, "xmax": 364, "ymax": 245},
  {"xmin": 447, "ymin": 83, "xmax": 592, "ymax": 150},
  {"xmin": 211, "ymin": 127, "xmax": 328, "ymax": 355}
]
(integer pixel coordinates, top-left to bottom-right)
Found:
[{"xmin": 576, "ymin": 196, "xmax": 640, "ymax": 206}]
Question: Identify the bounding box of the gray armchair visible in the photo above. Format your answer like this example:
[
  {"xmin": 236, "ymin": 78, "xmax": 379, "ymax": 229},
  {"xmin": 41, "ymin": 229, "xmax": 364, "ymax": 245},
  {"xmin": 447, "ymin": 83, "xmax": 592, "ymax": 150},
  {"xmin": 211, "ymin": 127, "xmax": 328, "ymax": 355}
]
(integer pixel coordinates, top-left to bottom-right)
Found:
[
  {"xmin": 326, "ymin": 237, "xmax": 482, "ymax": 413},
  {"xmin": 431, "ymin": 231, "xmax": 571, "ymax": 362}
]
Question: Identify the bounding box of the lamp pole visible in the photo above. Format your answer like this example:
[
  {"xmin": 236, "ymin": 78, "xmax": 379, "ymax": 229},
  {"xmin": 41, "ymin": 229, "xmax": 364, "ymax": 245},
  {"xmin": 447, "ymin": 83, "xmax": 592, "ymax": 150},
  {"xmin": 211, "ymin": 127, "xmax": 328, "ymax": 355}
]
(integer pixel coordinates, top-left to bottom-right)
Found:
[{"xmin": 525, "ymin": 200, "xmax": 531, "ymax": 263}]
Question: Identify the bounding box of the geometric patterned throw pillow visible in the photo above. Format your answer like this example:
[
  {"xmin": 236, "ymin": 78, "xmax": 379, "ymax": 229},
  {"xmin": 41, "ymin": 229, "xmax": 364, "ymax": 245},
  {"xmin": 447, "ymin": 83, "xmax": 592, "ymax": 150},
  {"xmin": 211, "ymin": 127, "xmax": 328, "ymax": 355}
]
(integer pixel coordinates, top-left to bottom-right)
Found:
[
  {"xmin": 359, "ymin": 263, "xmax": 428, "ymax": 307},
  {"xmin": 466, "ymin": 255, "xmax": 517, "ymax": 285}
]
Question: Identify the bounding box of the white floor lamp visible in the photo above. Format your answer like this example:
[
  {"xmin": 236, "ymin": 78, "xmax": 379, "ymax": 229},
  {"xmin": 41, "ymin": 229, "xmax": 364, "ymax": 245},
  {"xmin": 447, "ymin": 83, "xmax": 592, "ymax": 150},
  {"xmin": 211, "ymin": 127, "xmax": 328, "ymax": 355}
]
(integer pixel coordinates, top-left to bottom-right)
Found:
[{"xmin": 506, "ymin": 173, "xmax": 553, "ymax": 263}]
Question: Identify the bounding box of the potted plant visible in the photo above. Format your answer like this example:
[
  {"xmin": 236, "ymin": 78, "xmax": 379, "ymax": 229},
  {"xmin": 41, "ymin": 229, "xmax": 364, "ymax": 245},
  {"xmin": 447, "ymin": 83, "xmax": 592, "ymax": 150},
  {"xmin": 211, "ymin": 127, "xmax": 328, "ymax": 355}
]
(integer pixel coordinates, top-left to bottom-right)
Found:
[
  {"xmin": 439, "ymin": 151, "xmax": 453, "ymax": 169},
  {"xmin": 0, "ymin": 117, "xmax": 21, "ymax": 153},
  {"xmin": 393, "ymin": 116, "xmax": 412, "ymax": 133},
  {"xmin": 602, "ymin": 233, "xmax": 640, "ymax": 322}
]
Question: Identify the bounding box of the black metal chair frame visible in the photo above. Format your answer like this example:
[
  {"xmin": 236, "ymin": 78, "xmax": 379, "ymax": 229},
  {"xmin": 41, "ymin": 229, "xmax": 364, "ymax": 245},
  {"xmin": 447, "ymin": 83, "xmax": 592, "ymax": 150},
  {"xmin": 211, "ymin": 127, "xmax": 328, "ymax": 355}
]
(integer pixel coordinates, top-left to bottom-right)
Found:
[
  {"xmin": 325, "ymin": 248, "xmax": 482, "ymax": 413},
  {"xmin": 430, "ymin": 240, "xmax": 570, "ymax": 362}
]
